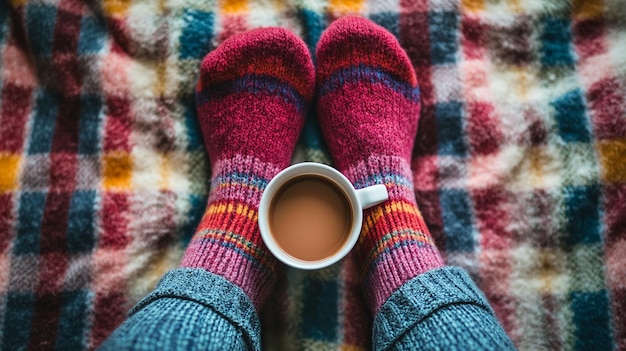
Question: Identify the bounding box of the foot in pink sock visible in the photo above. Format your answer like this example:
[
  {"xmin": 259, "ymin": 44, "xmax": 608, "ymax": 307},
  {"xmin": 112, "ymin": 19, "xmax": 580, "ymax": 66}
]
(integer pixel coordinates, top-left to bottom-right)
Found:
[
  {"xmin": 316, "ymin": 17, "xmax": 444, "ymax": 314},
  {"xmin": 181, "ymin": 28, "xmax": 315, "ymax": 310}
]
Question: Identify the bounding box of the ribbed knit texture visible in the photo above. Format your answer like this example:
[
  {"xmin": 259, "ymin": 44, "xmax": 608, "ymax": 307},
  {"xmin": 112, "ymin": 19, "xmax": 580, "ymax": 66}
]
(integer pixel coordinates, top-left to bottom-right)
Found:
[
  {"xmin": 179, "ymin": 28, "xmax": 315, "ymax": 310},
  {"xmin": 99, "ymin": 269, "xmax": 261, "ymax": 351},
  {"xmin": 100, "ymin": 267, "xmax": 514, "ymax": 351},
  {"xmin": 316, "ymin": 17, "xmax": 444, "ymax": 314},
  {"xmin": 374, "ymin": 267, "xmax": 516, "ymax": 351}
]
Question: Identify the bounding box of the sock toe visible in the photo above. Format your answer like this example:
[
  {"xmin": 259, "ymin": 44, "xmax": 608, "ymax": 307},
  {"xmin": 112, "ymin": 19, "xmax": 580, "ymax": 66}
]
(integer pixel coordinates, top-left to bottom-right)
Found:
[
  {"xmin": 316, "ymin": 16, "xmax": 416, "ymax": 87},
  {"xmin": 200, "ymin": 27, "xmax": 315, "ymax": 101},
  {"xmin": 196, "ymin": 27, "xmax": 315, "ymax": 166},
  {"xmin": 316, "ymin": 17, "xmax": 421, "ymax": 171}
]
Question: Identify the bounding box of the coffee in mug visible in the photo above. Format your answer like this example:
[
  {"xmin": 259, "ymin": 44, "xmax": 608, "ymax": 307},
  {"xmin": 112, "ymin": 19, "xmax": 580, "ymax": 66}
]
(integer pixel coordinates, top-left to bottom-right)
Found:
[
  {"xmin": 259, "ymin": 162, "xmax": 388, "ymax": 270},
  {"xmin": 269, "ymin": 175, "xmax": 353, "ymax": 261}
]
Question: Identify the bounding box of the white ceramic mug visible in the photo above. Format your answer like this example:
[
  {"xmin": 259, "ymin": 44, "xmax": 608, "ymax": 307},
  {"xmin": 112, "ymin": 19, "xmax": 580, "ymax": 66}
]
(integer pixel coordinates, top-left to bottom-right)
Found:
[{"xmin": 258, "ymin": 162, "xmax": 388, "ymax": 270}]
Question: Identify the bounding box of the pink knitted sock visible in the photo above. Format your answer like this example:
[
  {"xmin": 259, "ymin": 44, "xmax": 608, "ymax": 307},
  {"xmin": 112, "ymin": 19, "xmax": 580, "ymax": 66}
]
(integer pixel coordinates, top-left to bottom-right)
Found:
[
  {"xmin": 180, "ymin": 28, "xmax": 315, "ymax": 310},
  {"xmin": 316, "ymin": 17, "xmax": 444, "ymax": 314}
]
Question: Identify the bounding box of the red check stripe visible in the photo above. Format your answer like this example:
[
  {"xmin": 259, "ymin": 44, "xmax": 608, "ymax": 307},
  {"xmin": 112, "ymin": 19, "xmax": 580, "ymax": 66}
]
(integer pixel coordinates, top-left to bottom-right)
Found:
[{"xmin": 27, "ymin": 1, "xmax": 83, "ymax": 349}]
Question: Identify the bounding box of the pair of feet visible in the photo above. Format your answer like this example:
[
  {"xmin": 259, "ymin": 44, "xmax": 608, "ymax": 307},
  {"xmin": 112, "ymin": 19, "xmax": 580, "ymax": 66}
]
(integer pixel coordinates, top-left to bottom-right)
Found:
[{"xmin": 180, "ymin": 17, "xmax": 443, "ymax": 315}]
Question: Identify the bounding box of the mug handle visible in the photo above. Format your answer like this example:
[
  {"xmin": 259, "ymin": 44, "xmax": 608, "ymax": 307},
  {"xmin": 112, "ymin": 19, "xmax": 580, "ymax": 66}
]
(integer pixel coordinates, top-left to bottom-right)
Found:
[{"xmin": 356, "ymin": 184, "xmax": 389, "ymax": 209}]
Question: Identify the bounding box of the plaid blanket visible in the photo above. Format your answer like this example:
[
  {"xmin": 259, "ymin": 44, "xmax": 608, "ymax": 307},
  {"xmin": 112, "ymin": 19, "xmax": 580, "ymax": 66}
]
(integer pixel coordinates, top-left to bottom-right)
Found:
[{"xmin": 0, "ymin": 0, "xmax": 624, "ymax": 349}]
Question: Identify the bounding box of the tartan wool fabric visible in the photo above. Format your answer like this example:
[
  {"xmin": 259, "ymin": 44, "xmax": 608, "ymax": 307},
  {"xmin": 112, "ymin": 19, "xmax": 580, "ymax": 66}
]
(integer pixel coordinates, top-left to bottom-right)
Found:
[{"xmin": 0, "ymin": 0, "xmax": 624, "ymax": 350}]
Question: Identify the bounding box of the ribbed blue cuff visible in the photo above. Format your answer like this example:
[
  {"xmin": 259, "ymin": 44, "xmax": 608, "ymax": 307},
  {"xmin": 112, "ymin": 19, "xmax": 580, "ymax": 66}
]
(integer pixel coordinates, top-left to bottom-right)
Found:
[
  {"xmin": 374, "ymin": 266, "xmax": 510, "ymax": 351},
  {"xmin": 131, "ymin": 268, "xmax": 261, "ymax": 351}
]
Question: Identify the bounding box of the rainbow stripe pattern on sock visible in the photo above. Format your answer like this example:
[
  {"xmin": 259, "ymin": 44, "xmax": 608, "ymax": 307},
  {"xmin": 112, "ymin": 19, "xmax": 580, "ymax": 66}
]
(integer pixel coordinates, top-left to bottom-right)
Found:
[
  {"xmin": 180, "ymin": 156, "xmax": 282, "ymax": 308},
  {"xmin": 180, "ymin": 27, "xmax": 315, "ymax": 310},
  {"xmin": 316, "ymin": 17, "xmax": 444, "ymax": 313},
  {"xmin": 347, "ymin": 156, "xmax": 444, "ymax": 313}
]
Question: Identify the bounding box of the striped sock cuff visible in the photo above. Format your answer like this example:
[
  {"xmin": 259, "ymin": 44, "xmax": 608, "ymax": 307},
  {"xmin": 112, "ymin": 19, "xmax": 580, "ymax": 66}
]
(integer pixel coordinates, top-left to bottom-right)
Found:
[
  {"xmin": 344, "ymin": 155, "xmax": 444, "ymax": 313},
  {"xmin": 362, "ymin": 206, "xmax": 444, "ymax": 313},
  {"xmin": 180, "ymin": 155, "xmax": 282, "ymax": 309}
]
